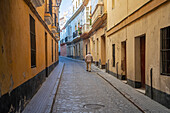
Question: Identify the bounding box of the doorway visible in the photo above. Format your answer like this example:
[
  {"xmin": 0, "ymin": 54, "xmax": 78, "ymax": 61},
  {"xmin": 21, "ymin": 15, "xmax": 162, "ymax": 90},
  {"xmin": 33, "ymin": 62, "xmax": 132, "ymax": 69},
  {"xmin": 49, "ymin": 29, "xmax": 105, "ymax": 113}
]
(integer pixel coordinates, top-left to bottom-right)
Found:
[
  {"xmin": 121, "ymin": 41, "xmax": 127, "ymax": 80},
  {"xmin": 45, "ymin": 32, "xmax": 48, "ymax": 77},
  {"xmin": 101, "ymin": 35, "xmax": 106, "ymax": 69},
  {"xmin": 135, "ymin": 35, "xmax": 146, "ymax": 88}
]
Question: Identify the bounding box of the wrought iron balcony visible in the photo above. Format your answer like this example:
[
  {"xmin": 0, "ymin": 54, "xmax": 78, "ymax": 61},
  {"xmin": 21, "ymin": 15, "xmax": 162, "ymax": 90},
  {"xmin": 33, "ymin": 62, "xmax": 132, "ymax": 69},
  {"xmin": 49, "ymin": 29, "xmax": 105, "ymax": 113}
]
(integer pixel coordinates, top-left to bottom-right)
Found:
[
  {"xmin": 55, "ymin": 33, "xmax": 60, "ymax": 41},
  {"xmin": 73, "ymin": 30, "xmax": 78, "ymax": 38},
  {"xmin": 31, "ymin": 0, "xmax": 45, "ymax": 7}
]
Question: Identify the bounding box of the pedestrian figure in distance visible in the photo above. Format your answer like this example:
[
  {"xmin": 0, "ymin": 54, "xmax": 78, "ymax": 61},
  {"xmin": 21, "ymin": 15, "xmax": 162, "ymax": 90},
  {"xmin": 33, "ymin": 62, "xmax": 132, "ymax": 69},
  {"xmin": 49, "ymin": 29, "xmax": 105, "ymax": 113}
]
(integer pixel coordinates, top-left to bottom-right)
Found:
[{"xmin": 85, "ymin": 52, "xmax": 93, "ymax": 72}]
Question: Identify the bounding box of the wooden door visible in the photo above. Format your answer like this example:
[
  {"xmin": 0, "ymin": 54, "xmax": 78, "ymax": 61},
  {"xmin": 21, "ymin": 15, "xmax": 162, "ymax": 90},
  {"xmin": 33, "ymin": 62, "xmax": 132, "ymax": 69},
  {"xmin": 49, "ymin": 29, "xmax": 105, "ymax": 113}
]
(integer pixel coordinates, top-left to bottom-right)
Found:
[{"xmin": 140, "ymin": 36, "xmax": 145, "ymax": 88}]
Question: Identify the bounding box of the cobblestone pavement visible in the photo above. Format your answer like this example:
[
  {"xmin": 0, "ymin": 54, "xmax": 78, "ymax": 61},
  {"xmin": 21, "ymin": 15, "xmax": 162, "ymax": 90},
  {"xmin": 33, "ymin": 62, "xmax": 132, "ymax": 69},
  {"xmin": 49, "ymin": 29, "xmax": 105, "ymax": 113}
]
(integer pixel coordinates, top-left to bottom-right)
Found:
[
  {"xmin": 52, "ymin": 57, "xmax": 170, "ymax": 113},
  {"xmin": 52, "ymin": 57, "xmax": 143, "ymax": 113}
]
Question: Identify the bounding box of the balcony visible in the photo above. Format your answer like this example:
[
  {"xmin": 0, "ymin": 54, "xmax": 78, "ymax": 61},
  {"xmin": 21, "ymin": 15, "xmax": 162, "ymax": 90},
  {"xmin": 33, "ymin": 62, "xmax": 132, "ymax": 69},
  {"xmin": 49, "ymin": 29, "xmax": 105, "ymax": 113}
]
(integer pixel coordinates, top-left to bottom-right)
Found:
[
  {"xmin": 31, "ymin": 0, "xmax": 45, "ymax": 7},
  {"xmin": 55, "ymin": 33, "xmax": 60, "ymax": 41},
  {"xmin": 51, "ymin": 25, "xmax": 57, "ymax": 33},
  {"xmin": 92, "ymin": 4, "xmax": 104, "ymax": 25},
  {"xmin": 44, "ymin": 13, "xmax": 53, "ymax": 25},
  {"xmin": 73, "ymin": 30, "xmax": 78, "ymax": 38}
]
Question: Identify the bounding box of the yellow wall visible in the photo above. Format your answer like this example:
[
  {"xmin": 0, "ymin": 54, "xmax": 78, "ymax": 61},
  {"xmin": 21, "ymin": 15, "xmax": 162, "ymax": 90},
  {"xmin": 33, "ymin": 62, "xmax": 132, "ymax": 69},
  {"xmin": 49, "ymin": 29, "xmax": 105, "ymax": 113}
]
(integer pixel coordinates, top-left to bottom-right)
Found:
[
  {"xmin": 107, "ymin": 1, "xmax": 170, "ymax": 94},
  {"xmin": 0, "ymin": 0, "xmax": 59, "ymax": 96},
  {"xmin": 107, "ymin": 0, "xmax": 150, "ymax": 30}
]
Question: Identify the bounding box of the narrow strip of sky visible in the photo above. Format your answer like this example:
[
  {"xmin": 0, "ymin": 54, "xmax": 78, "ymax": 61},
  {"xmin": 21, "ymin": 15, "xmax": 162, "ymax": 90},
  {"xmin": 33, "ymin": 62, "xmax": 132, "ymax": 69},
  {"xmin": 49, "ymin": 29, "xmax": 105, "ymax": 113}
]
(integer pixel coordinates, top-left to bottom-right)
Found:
[{"xmin": 59, "ymin": 0, "xmax": 72, "ymax": 18}]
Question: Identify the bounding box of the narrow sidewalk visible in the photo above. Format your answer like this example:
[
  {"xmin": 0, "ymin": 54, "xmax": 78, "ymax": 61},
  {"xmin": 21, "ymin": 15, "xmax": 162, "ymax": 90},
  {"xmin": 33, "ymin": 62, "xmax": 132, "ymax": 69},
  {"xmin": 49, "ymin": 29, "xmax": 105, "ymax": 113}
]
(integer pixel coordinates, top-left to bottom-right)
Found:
[
  {"xmin": 91, "ymin": 65, "xmax": 170, "ymax": 112},
  {"xmin": 23, "ymin": 62, "xmax": 65, "ymax": 113}
]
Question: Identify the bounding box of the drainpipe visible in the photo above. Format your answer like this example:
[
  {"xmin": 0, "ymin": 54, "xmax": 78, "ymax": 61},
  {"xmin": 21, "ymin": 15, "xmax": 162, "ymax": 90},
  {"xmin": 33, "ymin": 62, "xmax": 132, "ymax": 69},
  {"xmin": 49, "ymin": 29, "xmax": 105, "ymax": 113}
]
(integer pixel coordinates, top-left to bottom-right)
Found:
[
  {"xmin": 116, "ymin": 62, "xmax": 119, "ymax": 79},
  {"xmin": 150, "ymin": 68, "xmax": 153, "ymax": 99}
]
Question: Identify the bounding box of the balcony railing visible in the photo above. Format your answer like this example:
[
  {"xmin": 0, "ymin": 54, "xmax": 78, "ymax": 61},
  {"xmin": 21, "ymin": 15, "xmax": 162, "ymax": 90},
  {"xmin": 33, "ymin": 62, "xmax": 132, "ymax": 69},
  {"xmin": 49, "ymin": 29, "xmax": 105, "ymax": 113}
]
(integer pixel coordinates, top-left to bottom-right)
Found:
[
  {"xmin": 73, "ymin": 30, "xmax": 78, "ymax": 38},
  {"xmin": 92, "ymin": 4, "xmax": 104, "ymax": 25},
  {"xmin": 51, "ymin": 25, "xmax": 57, "ymax": 33},
  {"xmin": 31, "ymin": 0, "xmax": 45, "ymax": 7},
  {"xmin": 55, "ymin": 33, "xmax": 60, "ymax": 40}
]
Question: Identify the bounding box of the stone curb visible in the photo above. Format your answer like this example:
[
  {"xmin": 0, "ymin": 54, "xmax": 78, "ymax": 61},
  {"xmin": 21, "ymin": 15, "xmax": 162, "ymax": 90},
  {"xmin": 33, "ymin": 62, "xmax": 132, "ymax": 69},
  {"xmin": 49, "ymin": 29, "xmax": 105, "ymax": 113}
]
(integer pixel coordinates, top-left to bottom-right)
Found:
[
  {"xmin": 49, "ymin": 63, "xmax": 65, "ymax": 113},
  {"xmin": 22, "ymin": 62, "xmax": 65, "ymax": 113},
  {"xmin": 95, "ymin": 71, "xmax": 170, "ymax": 113}
]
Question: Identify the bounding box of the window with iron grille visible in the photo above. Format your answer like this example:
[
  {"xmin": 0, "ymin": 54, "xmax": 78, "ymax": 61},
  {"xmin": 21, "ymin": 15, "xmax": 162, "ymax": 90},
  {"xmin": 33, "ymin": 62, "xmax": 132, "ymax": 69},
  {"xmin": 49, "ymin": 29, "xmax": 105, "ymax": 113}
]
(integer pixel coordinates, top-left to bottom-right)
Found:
[
  {"xmin": 49, "ymin": 0, "xmax": 52, "ymax": 16},
  {"xmin": 30, "ymin": 15, "xmax": 36, "ymax": 68},
  {"xmin": 52, "ymin": 39, "xmax": 53, "ymax": 62},
  {"xmin": 112, "ymin": 44, "xmax": 115, "ymax": 67},
  {"xmin": 161, "ymin": 26, "xmax": 170, "ymax": 75},
  {"xmin": 54, "ymin": 14, "xmax": 57, "ymax": 26}
]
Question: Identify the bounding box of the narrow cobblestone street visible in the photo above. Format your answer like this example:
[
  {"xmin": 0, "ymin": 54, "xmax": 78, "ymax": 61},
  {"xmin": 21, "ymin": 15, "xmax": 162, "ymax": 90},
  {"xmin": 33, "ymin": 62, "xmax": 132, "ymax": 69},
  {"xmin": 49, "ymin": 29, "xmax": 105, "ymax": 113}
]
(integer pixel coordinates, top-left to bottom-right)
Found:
[{"xmin": 52, "ymin": 57, "xmax": 170, "ymax": 113}]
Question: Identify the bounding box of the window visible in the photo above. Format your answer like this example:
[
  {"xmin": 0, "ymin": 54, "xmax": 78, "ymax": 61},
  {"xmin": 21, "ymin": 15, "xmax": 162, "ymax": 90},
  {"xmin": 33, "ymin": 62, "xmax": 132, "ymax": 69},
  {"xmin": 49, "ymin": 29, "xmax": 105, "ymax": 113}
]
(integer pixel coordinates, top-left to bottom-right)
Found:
[
  {"xmin": 112, "ymin": 0, "xmax": 115, "ymax": 9},
  {"xmin": 78, "ymin": 0, "xmax": 80, "ymax": 6},
  {"xmin": 52, "ymin": 39, "xmax": 53, "ymax": 62},
  {"xmin": 73, "ymin": 6, "xmax": 74, "ymax": 13},
  {"xmin": 30, "ymin": 15, "xmax": 36, "ymax": 68},
  {"xmin": 161, "ymin": 26, "xmax": 170, "ymax": 75},
  {"xmin": 49, "ymin": 0, "xmax": 52, "ymax": 16},
  {"xmin": 112, "ymin": 44, "xmax": 115, "ymax": 67}
]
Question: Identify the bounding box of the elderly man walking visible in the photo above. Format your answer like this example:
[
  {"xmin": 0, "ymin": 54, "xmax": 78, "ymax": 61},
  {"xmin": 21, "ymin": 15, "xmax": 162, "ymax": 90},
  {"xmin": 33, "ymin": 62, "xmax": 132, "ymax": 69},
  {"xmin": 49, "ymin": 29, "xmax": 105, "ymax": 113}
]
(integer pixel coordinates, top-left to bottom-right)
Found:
[{"xmin": 85, "ymin": 52, "xmax": 93, "ymax": 72}]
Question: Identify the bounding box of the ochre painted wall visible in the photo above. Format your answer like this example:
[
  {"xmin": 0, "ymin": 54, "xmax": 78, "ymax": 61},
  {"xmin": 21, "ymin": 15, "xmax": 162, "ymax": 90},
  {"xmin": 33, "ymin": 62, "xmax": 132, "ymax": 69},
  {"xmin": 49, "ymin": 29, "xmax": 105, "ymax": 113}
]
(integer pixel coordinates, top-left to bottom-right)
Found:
[{"xmin": 0, "ymin": 0, "xmax": 59, "ymax": 96}]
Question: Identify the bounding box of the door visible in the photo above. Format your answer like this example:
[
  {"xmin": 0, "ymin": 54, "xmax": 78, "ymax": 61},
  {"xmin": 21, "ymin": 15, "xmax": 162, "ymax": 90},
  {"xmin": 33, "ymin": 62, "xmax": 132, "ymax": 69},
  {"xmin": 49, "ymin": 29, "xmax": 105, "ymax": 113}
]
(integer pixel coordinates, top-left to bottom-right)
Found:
[
  {"xmin": 140, "ymin": 36, "xmax": 145, "ymax": 88},
  {"xmin": 121, "ymin": 41, "xmax": 127, "ymax": 80},
  {"xmin": 101, "ymin": 35, "xmax": 106, "ymax": 69}
]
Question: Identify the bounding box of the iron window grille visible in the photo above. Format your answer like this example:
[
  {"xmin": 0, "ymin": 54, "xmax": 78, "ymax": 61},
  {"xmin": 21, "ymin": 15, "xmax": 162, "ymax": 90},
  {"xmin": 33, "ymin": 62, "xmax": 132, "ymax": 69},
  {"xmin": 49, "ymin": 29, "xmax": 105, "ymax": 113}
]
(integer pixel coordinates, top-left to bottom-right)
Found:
[
  {"xmin": 161, "ymin": 26, "xmax": 170, "ymax": 75},
  {"xmin": 49, "ymin": 0, "xmax": 52, "ymax": 16},
  {"xmin": 30, "ymin": 15, "xmax": 36, "ymax": 68}
]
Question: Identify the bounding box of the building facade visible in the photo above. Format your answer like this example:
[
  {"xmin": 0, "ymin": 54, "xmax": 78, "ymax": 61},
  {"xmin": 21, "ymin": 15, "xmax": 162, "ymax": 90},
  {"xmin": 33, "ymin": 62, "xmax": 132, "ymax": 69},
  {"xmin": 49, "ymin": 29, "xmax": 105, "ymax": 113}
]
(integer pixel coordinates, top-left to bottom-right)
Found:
[
  {"xmin": 60, "ymin": 0, "xmax": 170, "ymax": 109},
  {"xmin": 106, "ymin": 0, "xmax": 170, "ymax": 108},
  {"xmin": 0, "ymin": 0, "xmax": 61, "ymax": 112},
  {"xmin": 60, "ymin": 0, "xmax": 89, "ymax": 60}
]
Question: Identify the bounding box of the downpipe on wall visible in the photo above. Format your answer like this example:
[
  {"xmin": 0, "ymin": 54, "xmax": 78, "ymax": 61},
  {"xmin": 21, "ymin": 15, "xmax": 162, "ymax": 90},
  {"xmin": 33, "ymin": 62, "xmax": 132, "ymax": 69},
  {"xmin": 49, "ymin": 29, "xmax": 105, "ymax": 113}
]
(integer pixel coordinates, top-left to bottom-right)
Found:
[{"xmin": 150, "ymin": 68, "xmax": 153, "ymax": 99}]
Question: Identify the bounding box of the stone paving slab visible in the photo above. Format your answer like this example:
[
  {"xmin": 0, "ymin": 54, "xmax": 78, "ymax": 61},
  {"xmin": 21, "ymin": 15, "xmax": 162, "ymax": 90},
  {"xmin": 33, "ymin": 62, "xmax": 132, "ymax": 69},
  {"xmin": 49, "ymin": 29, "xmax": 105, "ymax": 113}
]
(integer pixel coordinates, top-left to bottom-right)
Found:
[
  {"xmin": 91, "ymin": 65, "xmax": 170, "ymax": 113},
  {"xmin": 22, "ymin": 62, "xmax": 64, "ymax": 113}
]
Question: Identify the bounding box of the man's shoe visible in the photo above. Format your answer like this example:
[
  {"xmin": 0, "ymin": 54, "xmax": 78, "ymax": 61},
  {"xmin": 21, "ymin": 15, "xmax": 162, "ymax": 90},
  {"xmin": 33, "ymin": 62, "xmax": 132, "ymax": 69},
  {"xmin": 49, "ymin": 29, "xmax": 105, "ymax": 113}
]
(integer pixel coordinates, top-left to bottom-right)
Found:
[
  {"xmin": 86, "ymin": 70, "xmax": 88, "ymax": 71},
  {"xmin": 89, "ymin": 70, "xmax": 91, "ymax": 72}
]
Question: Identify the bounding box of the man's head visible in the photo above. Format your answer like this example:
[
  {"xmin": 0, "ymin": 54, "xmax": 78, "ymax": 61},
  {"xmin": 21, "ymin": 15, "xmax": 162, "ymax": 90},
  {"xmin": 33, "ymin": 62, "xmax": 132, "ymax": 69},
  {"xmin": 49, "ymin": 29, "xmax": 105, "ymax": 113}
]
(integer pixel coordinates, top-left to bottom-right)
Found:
[{"xmin": 88, "ymin": 52, "xmax": 91, "ymax": 54}]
